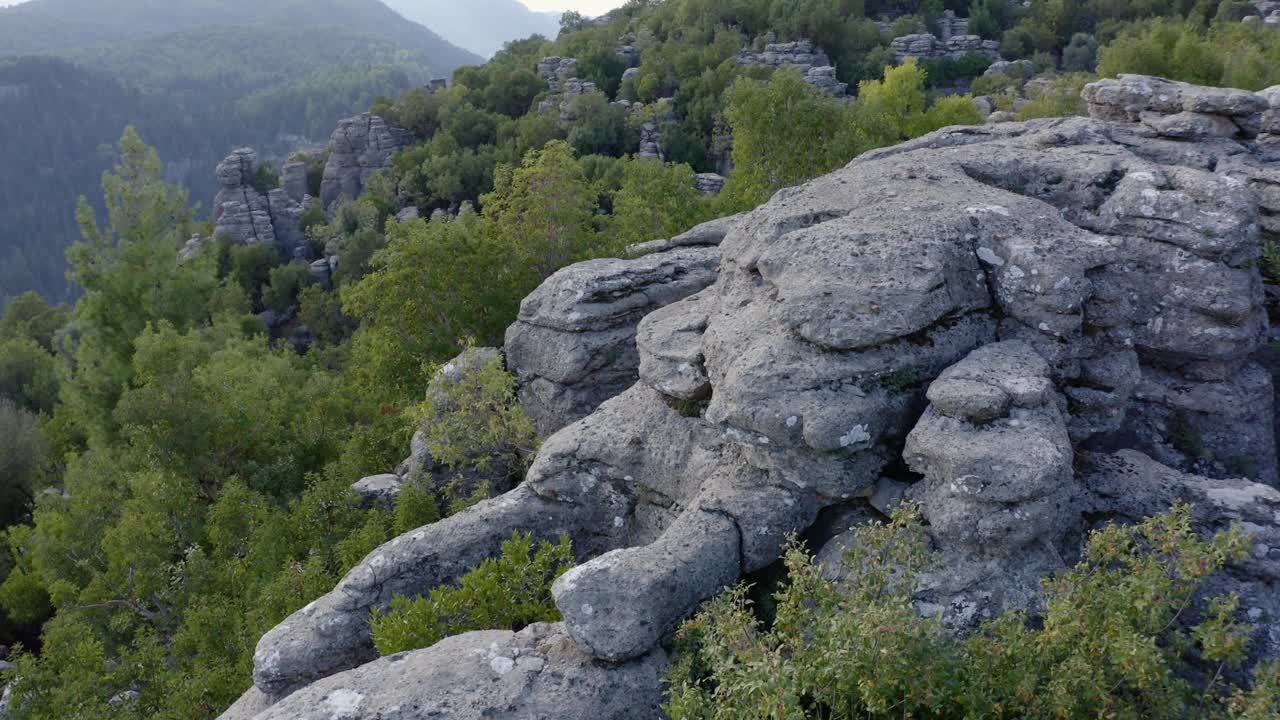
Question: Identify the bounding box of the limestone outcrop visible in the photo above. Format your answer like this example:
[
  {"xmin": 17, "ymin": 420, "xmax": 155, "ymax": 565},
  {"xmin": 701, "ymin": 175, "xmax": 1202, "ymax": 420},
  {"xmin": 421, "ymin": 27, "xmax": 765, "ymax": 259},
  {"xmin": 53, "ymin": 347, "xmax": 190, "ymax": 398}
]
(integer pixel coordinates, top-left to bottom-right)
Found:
[
  {"xmin": 232, "ymin": 624, "xmax": 664, "ymax": 720},
  {"xmin": 225, "ymin": 77, "xmax": 1280, "ymax": 719},
  {"xmin": 735, "ymin": 39, "xmax": 847, "ymax": 95},
  {"xmin": 889, "ymin": 32, "xmax": 999, "ymax": 64},
  {"xmin": 212, "ymin": 148, "xmax": 315, "ymax": 258},
  {"xmin": 318, "ymin": 113, "xmax": 412, "ymax": 210},
  {"xmin": 505, "ymin": 241, "xmax": 723, "ymax": 436}
]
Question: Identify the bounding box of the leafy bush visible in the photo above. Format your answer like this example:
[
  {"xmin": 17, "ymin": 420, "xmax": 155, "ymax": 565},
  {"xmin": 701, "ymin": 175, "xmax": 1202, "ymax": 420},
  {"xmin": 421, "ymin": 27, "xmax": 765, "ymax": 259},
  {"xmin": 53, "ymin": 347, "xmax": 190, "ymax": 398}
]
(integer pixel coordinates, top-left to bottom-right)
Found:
[
  {"xmin": 251, "ymin": 161, "xmax": 280, "ymax": 195},
  {"xmin": 408, "ymin": 347, "xmax": 536, "ymax": 498},
  {"xmin": 1097, "ymin": 20, "xmax": 1280, "ymax": 90},
  {"xmin": 1017, "ymin": 73, "xmax": 1093, "ymax": 120},
  {"xmin": 0, "ymin": 400, "xmax": 45, "ymax": 528},
  {"xmin": 667, "ymin": 503, "xmax": 1276, "ymax": 719},
  {"xmin": 370, "ymin": 532, "xmax": 572, "ymax": 655},
  {"xmin": 261, "ymin": 261, "xmax": 316, "ymax": 315}
]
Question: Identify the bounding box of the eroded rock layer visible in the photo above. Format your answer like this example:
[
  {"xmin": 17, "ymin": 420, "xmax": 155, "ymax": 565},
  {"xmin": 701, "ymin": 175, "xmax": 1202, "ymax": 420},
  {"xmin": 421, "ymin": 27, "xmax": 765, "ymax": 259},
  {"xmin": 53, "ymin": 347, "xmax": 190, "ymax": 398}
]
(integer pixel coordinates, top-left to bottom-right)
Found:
[{"xmin": 224, "ymin": 76, "xmax": 1280, "ymax": 719}]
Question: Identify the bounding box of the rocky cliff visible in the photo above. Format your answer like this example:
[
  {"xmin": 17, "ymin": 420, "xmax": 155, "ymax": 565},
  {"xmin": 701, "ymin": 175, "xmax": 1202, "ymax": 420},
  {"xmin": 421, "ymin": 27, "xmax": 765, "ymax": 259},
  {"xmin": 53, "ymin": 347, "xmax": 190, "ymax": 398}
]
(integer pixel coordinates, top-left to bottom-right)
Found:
[
  {"xmin": 318, "ymin": 113, "xmax": 413, "ymax": 210},
  {"xmin": 211, "ymin": 148, "xmax": 314, "ymax": 259},
  {"xmin": 220, "ymin": 75, "xmax": 1280, "ymax": 718}
]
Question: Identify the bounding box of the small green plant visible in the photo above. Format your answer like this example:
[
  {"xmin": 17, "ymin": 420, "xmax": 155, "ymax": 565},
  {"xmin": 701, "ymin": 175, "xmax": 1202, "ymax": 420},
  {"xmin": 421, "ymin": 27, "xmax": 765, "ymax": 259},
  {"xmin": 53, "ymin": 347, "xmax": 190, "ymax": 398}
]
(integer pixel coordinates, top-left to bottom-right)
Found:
[
  {"xmin": 393, "ymin": 479, "xmax": 441, "ymax": 535},
  {"xmin": 666, "ymin": 503, "xmax": 1266, "ymax": 719},
  {"xmin": 370, "ymin": 532, "xmax": 573, "ymax": 655},
  {"xmin": 1169, "ymin": 410, "xmax": 1210, "ymax": 461},
  {"xmin": 1262, "ymin": 239, "xmax": 1280, "ymax": 282},
  {"xmin": 878, "ymin": 367, "xmax": 921, "ymax": 395}
]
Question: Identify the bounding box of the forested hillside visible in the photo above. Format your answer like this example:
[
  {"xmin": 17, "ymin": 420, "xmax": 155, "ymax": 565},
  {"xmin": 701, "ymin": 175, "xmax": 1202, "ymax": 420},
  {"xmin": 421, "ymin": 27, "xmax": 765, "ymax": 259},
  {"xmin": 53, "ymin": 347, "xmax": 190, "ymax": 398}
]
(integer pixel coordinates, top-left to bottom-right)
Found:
[
  {"xmin": 0, "ymin": 0, "xmax": 481, "ymax": 308},
  {"xmin": 3, "ymin": 0, "xmax": 1280, "ymax": 718},
  {"xmin": 0, "ymin": 0, "xmax": 477, "ymax": 62}
]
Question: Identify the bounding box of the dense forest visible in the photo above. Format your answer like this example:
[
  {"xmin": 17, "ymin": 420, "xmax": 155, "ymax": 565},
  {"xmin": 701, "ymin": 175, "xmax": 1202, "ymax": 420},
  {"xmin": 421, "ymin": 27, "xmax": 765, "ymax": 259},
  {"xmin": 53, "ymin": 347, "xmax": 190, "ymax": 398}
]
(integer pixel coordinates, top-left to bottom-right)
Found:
[
  {"xmin": 2, "ymin": 0, "xmax": 1280, "ymax": 717},
  {"xmin": 0, "ymin": 0, "xmax": 480, "ymax": 308}
]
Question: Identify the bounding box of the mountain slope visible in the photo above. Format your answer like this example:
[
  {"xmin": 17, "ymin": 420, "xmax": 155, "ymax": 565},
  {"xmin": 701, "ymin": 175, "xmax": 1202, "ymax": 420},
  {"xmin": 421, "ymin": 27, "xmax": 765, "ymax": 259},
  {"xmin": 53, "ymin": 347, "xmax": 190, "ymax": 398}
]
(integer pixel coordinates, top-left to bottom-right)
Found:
[
  {"xmin": 382, "ymin": 0, "xmax": 561, "ymax": 57},
  {"xmin": 0, "ymin": 0, "xmax": 484, "ymax": 306},
  {"xmin": 0, "ymin": 0, "xmax": 480, "ymax": 67}
]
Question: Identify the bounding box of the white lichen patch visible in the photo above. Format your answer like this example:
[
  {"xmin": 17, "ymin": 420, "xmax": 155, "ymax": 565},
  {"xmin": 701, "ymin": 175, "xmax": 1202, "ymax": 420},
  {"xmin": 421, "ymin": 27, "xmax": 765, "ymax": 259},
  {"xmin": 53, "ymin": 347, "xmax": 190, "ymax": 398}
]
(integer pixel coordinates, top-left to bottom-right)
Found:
[
  {"xmin": 490, "ymin": 656, "xmax": 516, "ymax": 675},
  {"xmin": 324, "ymin": 688, "xmax": 364, "ymax": 718}
]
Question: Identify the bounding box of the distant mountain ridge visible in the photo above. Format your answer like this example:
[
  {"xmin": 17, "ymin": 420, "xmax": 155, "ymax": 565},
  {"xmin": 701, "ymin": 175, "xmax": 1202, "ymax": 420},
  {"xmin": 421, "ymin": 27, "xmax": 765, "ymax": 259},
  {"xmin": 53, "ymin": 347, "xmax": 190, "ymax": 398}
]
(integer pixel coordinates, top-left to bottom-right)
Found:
[
  {"xmin": 0, "ymin": 0, "xmax": 484, "ymax": 306},
  {"xmin": 0, "ymin": 0, "xmax": 480, "ymax": 66},
  {"xmin": 381, "ymin": 0, "xmax": 563, "ymax": 57}
]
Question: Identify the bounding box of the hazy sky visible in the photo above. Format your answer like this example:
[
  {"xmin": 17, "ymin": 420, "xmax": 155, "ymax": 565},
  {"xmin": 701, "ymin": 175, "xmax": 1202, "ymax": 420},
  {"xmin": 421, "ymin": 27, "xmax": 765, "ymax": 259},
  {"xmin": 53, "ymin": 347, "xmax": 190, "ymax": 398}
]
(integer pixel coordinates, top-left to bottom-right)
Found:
[
  {"xmin": 523, "ymin": 0, "xmax": 620, "ymax": 12},
  {"xmin": 0, "ymin": 0, "xmax": 624, "ymax": 12}
]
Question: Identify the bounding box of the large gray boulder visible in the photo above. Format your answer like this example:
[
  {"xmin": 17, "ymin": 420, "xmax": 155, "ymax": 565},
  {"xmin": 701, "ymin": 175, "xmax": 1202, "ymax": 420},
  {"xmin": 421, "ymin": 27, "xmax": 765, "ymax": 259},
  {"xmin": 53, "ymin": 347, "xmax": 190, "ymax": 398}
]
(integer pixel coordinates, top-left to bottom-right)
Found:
[
  {"xmin": 239, "ymin": 77, "xmax": 1280, "ymax": 717},
  {"xmin": 505, "ymin": 246, "xmax": 721, "ymax": 436},
  {"xmin": 318, "ymin": 113, "xmax": 412, "ymax": 210},
  {"xmin": 249, "ymin": 624, "xmax": 664, "ymax": 720}
]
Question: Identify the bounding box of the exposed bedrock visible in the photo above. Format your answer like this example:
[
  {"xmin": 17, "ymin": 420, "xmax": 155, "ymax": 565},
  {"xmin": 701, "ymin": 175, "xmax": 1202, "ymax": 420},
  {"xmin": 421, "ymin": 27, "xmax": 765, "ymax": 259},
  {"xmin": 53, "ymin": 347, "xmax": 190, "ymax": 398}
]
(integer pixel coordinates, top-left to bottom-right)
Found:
[
  {"xmin": 235, "ymin": 77, "xmax": 1280, "ymax": 718},
  {"xmin": 319, "ymin": 113, "xmax": 413, "ymax": 210},
  {"xmin": 506, "ymin": 218, "xmax": 738, "ymax": 437}
]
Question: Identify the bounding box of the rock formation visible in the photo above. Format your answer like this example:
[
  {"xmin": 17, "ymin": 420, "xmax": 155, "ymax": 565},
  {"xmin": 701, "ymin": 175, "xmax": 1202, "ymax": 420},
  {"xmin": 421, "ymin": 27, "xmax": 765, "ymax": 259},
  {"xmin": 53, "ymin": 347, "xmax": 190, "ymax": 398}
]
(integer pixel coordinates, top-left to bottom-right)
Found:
[
  {"xmin": 735, "ymin": 39, "xmax": 847, "ymax": 95},
  {"xmin": 211, "ymin": 148, "xmax": 314, "ymax": 259},
  {"xmin": 889, "ymin": 32, "xmax": 1000, "ymax": 64},
  {"xmin": 635, "ymin": 97, "xmax": 675, "ymax": 160},
  {"xmin": 318, "ymin": 113, "xmax": 412, "ymax": 210},
  {"xmin": 222, "ymin": 76, "xmax": 1280, "ymax": 719},
  {"xmin": 505, "ymin": 228, "xmax": 727, "ymax": 436}
]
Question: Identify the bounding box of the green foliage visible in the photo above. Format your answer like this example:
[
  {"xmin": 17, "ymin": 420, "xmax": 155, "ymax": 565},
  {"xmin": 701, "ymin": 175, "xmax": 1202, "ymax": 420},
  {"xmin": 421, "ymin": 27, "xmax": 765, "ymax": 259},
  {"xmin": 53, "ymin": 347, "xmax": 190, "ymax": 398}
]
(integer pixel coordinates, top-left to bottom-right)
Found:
[
  {"xmin": 721, "ymin": 69, "xmax": 857, "ymax": 209},
  {"xmin": 0, "ymin": 400, "xmax": 45, "ymax": 529},
  {"xmin": 0, "ymin": 337, "xmax": 60, "ymax": 414},
  {"xmin": 483, "ymin": 140, "xmax": 609, "ymax": 278},
  {"xmin": 722, "ymin": 63, "xmax": 982, "ymax": 209},
  {"xmin": 262, "ymin": 261, "xmax": 317, "ymax": 315},
  {"xmin": 370, "ymin": 532, "xmax": 573, "ymax": 656},
  {"xmin": 408, "ymin": 348, "xmax": 536, "ymax": 490},
  {"xmin": 392, "ymin": 479, "xmax": 442, "ymax": 535},
  {"xmin": 0, "ymin": 292, "xmax": 70, "ymax": 351},
  {"xmin": 567, "ymin": 93, "xmax": 636, "ymax": 156},
  {"xmin": 1063, "ymin": 32, "xmax": 1101, "ymax": 72},
  {"xmin": 251, "ymin": 161, "xmax": 280, "ymax": 195},
  {"xmin": 667, "ymin": 503, "xmax": 1269, "ymax": 719},
  {"xmin": 610, "ymin": 158, "xmax": 709, "ymax": 248},
  {"xmin": 1098, "ymin": 20, "xmax": 1280, "ymax": 90},
  {"xmin": 1263, "ymin": 240, "xmax": 1280, "ymax": 282},
  {"xmin": 63, "ymin": 128, "xmax": 216, "ymax": 441},
  {"xmin": 1017, "ymin": 73, "xmax": 1093, "ymax": 120},
  {"xmin": 342, "ymin": 208, "xmax": 520, "ymax": 408}
]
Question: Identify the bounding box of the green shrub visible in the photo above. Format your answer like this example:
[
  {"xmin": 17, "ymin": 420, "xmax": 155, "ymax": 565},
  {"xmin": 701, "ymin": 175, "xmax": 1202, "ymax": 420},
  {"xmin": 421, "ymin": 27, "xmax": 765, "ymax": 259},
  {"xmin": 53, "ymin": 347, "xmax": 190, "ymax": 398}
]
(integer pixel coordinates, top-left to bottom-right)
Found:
[
  {"xmin": 392, "ymin": 478, "xmax": 441, "ymax": 535},
  {"xmin": 261, "ymin": 261, "xmax": 316, "ymax": 314},
  {"xmin": 1017, "ymin": 73, "xmax": 1094, "ymax": 120},
  {"xmin": 251, "ymin": 161, "xmax": 280, "ymax": 194},
  {"xmin": 369, "ymin": 532, "xmax": 573, "ymax": 655},
  {"xmin": 667, "ymin": 503, "xmax": 1271, "ymax": 719},
  {"xmin": 407, "ymin": 347, "xmax": 536, "ymax": 509}
]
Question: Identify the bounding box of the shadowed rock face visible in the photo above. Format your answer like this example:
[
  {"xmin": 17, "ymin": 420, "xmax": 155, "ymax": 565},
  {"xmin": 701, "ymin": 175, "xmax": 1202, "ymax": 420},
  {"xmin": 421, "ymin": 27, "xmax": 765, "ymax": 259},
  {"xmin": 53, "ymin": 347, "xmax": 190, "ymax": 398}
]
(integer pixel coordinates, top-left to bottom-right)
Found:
[{"xmin": 224, "ymin": 77, "xmax": 1280, "ymax": 719}]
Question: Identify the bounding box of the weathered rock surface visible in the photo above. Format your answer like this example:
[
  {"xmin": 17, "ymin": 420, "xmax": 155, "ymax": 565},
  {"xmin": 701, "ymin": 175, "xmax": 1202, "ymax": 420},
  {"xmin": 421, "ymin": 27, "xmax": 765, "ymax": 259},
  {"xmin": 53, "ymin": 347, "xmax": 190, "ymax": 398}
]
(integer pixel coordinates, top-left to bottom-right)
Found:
[
  {"xmin": 238, "ymin": 77, "xmax": 1280, "ymax": 718},
  {"xmin": 212, "ymin": 148, "xmax": 314, "ymax": 259},
  {"xmin": 318, "ymin": 113, "xmax": 412, "ymax": 210},
  {"xmin": 889, "ymin": 32, "xmax": 1000, "ymax": 64},
  {"xmin": 505, "ymin": 246, "xmax": 721, "ymax": 436},
  {"xmin": 1080, "ymin": 450, "xmax": 1280, "ymax": 663},
  {"xmin": 249, "ymin": 624, "xmax": 665, "ymax": 720},
  {"xmin": 735, "ymin": 39, "xmax": 847, "ymax": 95},
  {"xmin": 350, "ymin": 474, "xmax": 403, "ymax": 507}
]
